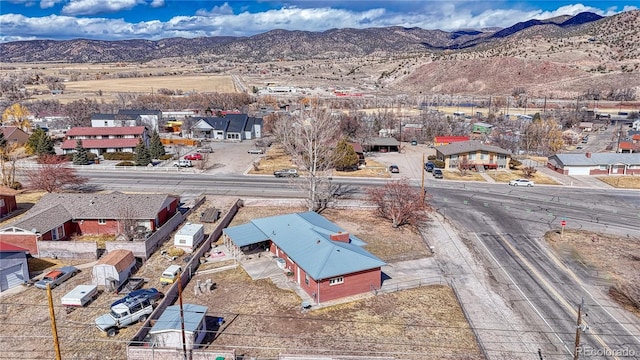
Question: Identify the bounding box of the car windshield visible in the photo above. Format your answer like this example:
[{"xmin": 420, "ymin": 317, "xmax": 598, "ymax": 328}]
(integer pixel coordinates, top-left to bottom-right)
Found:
[{"xmin": 110, "ymin": 309, "xmax": 126, "ymax": 319}]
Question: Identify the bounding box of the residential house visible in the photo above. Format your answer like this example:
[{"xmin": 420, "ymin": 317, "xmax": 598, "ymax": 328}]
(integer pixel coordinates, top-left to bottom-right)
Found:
[
  {"xmin": 0, "ymin": 241, "xmax": 30, "ymax": 292},
  {"xmin": 435, "ymin": 140, "xmax": 511, "ymax": 170},
  {"xmin": 189, "ymin": 114, "xmax": 263, "ymax": 141},
  {"xmin": 472, "ymin": 122, "xmax": 494, "ymax": 134},
  {"xmin": 363, "ymin": 137, "xmax": 400, "ymax": 153},
  {"xmin": 433, "ymin": 136, "xmax": 470, "ymax": 146},
  {"xmin": 149, "ymin": 304, "xmax": 208, "ymax": 350},
  {"xmin": 92, "ymin": 110, "xmax": 162, "ymax": 132},
  {"xmin": 223, "ymin": 212, "xmax": 386, "ymax": 304},
  {"xmin": 0, "ymin": 126, "xmax": 29, "ymax": 146},
  {"xmin": 547, "ymin": 153, "xmax": 640, "ymax": 176},
  {"xmin": 90, "ymin": 113, "xmax": 137, "ymax": 128},
  {"xmin": 0, "ymin": 192, "xmax": 179, "ymax": 256},
  {"xmin": 0, "ymin": 187, "xmax": 19, "ymax": 219},
  {"xmin": 60, "ymin": 126, "xmax": 149, "ymax": 155},
  {"xmin": 579, "ymin": 122, "xmax": 594, "ymax": 132}
]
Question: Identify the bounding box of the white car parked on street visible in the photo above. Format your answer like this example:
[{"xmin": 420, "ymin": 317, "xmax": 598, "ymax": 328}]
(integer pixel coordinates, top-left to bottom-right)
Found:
[{"xmin": 509, "ymin": 178, "xmax": 534, "ymax": 187}]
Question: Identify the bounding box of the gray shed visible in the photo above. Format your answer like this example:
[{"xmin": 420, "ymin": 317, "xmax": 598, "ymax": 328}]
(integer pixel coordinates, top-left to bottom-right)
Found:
[{"xmin": 0, "ymin": 242, "xmax": 29, "ymax": 292}]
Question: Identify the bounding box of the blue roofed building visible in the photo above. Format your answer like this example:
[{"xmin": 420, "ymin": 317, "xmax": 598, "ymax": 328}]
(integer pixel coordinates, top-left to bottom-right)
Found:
[
  {"xmin": 223, "ymin": 212, "xmax": 386, "ymax": 304},
  {"xmin": 148, "ymin": 304, "xmax": 208, "ymax": 350}
]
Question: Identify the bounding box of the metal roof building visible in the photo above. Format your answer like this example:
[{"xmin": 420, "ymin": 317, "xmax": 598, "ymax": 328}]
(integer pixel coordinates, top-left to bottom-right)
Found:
[{"xmin": 224, "ymin": 212, "xmax": 386, "ymax": 303}]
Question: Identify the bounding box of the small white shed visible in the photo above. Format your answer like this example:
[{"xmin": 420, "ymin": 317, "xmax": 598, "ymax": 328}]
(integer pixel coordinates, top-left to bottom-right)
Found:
[
  {"xmin": 92, "ymin": 249, "xmax": 136, "ymax": 289},
  {"xmin": 149, "ymin": 304, "xmax": 208, "ymax": 350},
  {"xmin": 174, "ymin": 223, "xmax": 205, "ymax": 253}
]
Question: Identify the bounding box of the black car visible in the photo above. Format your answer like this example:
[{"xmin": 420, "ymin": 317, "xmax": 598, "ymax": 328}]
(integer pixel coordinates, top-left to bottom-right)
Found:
[
  {"xmin": 389, "ymin": 165, "xmax": 399, "ymax": 173},
  {"xmin": 433, "ymin": 169, "xmax": 443, "ymax": 179}
]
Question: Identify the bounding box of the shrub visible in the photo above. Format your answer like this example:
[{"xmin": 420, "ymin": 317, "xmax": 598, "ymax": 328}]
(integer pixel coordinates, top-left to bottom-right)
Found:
[
  {"xmin": 10, "ymin": 182, "xmax": 22, "ymax": 190},
  {"xmin": 159, "ymin": 154, "xmax": 173, "ymax": 161},
  {"xmin": 434, "ymin": 160, "xmax": 445, "ymax": 168},
  {"xmin": 64, "ymin": 152, "xmax": 97, "ymax": 161},
  {"xmin": 167, "ymin": 247, "xmax": 185, "ymax": 257},
  {"xmin": 115, "ymin": 161, "xmax": 135, "ymax": 166},
  {"xmin": 427, "ymin": 155, "xmax": 437, "ymax": 161},
  {"xmin": 509, "ymin": 158, "xmax": 522, "ymax": 169},
  {"xmin": 103, "ymin": 152, "xmax": 135, "ymax": 161}
]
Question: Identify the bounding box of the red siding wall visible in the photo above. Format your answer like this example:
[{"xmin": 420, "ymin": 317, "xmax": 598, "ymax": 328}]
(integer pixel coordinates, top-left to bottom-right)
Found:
[
  {"xmin": 589, "ymin": 169, "xmax": 608, "ymax": 175},
  {"xmin": 78, "ymin": 219, "xmax": 120, "ymax": 235},
  {"xmin": 269, "ymin": 243, "xmax": 382, "ymax": 303},
  {"xmin": 316, "ymin": 268, "xmax": 381, "ymax": 303},
  {"xmin": 0, "ymin": 195, "xmax": 17, "ymax": 217},
  {"xmin": 0, "ymin": 234, "xmax": 38, "ymax": 255}
]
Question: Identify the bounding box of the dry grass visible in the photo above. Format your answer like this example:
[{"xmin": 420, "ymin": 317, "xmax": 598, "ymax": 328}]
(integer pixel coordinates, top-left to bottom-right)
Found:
[
  {"xmin": 248, "ymin": 146, "xmax": 391, "ymax": 178},
  {"xmin": 545, "ymin": 230, "xmax": 640, "ymax": 317},
  {"xmin": 485, "ymin": 168, "xmax": 561, "ymax": 185},
  {"xmin": 443, "ymin": 170, "xmax": 486, "ymax": 182},
  {"xmin": 597, "ymin": 176, "xmax": 640, "ymax": 189}
]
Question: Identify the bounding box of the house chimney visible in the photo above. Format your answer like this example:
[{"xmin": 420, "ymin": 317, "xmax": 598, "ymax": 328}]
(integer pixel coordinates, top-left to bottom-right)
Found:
[
  {"xmin": 329, "ymin": 232, "xmax": 350, "ymax": 243},
  {"xmin": 586, "ymin": 152, "xmax": 591, "ymax": 158}
]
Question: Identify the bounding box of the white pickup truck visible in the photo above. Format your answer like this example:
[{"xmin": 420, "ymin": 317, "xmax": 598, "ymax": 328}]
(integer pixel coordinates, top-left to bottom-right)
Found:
[
  {"xmin": 95, "ymin": 295, "xmax": 155, "ymax": 337},
  {"xmin": 61, "ymin": 284, "xmax": 98, "ymax": 309}
]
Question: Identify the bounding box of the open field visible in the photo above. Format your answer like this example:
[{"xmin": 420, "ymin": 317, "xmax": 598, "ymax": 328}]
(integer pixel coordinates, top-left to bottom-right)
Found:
[
  {"xmin": 597, "ymin": 176, "xmax": 640, "ymax": 189},
  {"xmin": 545, "ymin": 229, "xmax": 640, "ymax": 317}
]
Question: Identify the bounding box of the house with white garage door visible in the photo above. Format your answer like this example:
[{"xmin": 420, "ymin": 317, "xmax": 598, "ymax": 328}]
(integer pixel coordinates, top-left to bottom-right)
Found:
[
  {"xmin": 547, "ymin": 152, "xmax": 640, "ymax": 176},
  {"xmin": 0, "ymin": 241, "xmax": 29, "ymax": 292}
]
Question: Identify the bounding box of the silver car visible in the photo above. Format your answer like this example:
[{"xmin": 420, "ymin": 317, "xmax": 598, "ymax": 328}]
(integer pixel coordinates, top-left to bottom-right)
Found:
[{"xmin": 509, "ymin": 178, "xmax": 534, "ymax": 187}]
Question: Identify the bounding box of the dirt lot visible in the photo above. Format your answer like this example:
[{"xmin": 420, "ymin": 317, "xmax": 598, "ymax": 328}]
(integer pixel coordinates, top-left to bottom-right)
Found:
[{"xmin": 545, "ymin": 230, "xmax": 640, "ymax": 317}]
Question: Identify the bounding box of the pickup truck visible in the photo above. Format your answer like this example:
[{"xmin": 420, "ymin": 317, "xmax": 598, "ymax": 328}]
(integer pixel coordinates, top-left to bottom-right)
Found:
[
  {"xmin": 35, "ymin": 266, "xmax": 79, "ymax": 290},
  {"xmin": 274, "ymin": 168, "xmax": 299, "ymax": 178},
  {"xmin": 61, "ymin": 284, "xmax": 98, "ymax": 309},
  {"xmin": 95, "ymin": 295, "xmax": 155, "ymax": 337}
]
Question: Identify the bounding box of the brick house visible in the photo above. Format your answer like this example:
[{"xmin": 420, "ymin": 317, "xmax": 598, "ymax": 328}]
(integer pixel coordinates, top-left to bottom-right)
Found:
[
  {"xmin": 0, "ymin": 126, "xmax": 30, "ymax": 146},
  {"xmin": 223, "ymin": 212, "xmax": 385, "ymax": 304},
  {"xmin": 0, "ymin": 186, "xmax": 19, "ymax": 219},
  {"xmin": 435, "ymin": 140, "xmax": 511, "ymax": 170},
  {"xmin": 60, "ymin": 126, "xmax": 149, "ymax": 155},
  {"xmin": 0, "ymin": 192, "xmax": 179, "ymax": 256},
  {"xmin": 547, "ymin": 153, "xmax": 640, "ymax": 176}
]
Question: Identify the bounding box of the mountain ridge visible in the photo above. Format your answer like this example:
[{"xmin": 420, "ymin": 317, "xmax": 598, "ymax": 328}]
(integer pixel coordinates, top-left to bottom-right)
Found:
[{"xmin": 0, "ymin": 11, "xmax": 613, "ymax": 63}]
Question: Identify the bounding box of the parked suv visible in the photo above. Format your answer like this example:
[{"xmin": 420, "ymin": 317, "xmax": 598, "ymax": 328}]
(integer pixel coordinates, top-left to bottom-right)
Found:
[
  {"xmin": 433, "ymin": 169, "xmax": 444, "ymax": 179},
  {"xmin": 173, "ymin": 159, "xmax": 193, "ymax": 167},
  {"xmin": 274, "ymin": 169, "xmax": 299, "ymax": 178},
  {"xmin": 425, "ymin": 162, "xmax": 435, "ymax": 172},
  {"xmin": 95, "ymin": 296, "xmax": 154, "ymax": 337}
]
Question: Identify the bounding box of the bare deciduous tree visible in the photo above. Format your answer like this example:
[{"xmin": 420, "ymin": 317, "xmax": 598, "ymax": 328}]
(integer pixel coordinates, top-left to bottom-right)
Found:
[
  {"xmin": 273, "ymin": 106, "xmax": 340, "ymax": 211},
  {"xmin": 25, "ymin": 155, "xmax": 88, "ymax": 192},
  {"xmin": 367, "ymin": 179, "xmax": 431, "ymax": 228}
]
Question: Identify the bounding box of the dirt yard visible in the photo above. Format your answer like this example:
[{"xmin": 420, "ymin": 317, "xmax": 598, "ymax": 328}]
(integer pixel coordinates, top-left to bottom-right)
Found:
[{"xmin": 545, "ymin": 230, "xmax": 640, "ymax": 317}]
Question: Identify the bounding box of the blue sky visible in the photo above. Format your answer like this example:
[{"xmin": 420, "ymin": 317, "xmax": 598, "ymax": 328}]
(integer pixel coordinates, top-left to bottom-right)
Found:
[{"xmin": 0, "ymin": 0, "xmax": 637, "ymax": 43}]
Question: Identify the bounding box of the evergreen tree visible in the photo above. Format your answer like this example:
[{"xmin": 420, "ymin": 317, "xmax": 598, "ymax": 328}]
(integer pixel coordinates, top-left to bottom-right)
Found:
[
  {"xmin": 0, "ymin": 131, "xmax": 7, "ymax": 150},
  {"xmin": 72, "ymin": 139, "xmax": 89, "ymax": 165},
  {"xmin": 333, "ymin": 138, "xmax": 360, "ymax": 171},
  {"xmin": 26, "ymin": 127, "xmax": 47, "ymax": 155},
  {"xmin": 134, "ymin": 139, "xmax": 151, "ymax": 166},
  {"xmin": 35, "ymin": 131, "xmax": 55, "ymax": 157},
  {"xmin": 148, "ymin": 130, "xmax": 165, "ymax": 159}
]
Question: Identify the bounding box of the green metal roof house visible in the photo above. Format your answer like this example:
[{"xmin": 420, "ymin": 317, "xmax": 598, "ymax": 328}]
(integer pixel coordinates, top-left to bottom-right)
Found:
[{"xmin": 224, "ymin": 212, "xmax": 386, "ymax": 304}]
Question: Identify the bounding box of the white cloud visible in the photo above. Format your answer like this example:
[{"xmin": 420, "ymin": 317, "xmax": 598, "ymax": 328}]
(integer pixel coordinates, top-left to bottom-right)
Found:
[
  {"xmin": 1, "ymin": 2, "xmax": 636, "ymax": 42},
  {"xmin": 39, "ymin": 0, "xmax": 64, "ymax": 9},
  {"xmin": 61, "ymin": 0, "xmax": 143, "ymax": 16}
]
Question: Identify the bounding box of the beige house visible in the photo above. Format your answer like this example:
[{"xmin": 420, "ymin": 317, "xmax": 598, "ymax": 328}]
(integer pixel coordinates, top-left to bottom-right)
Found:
[{"xmin": 435, "ymin": 141, "xmax": 512, "ymax": 170}]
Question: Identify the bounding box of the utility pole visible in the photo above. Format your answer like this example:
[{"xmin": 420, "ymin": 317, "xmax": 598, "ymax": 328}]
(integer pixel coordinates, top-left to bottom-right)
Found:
[
  {"xmin": 178, "ymin": 270, "xmax": 188, "ymax": 360},
  {"xmin": 421, "ymin": 153, "xmax": 425, "ymax": 202},
  {"xmin": 574, "ymin": 298, "xmax": 585, "ymax": 360},
  {"xmin": 47, "ymin": 284, "xmax": 62, "ymax": 360}
]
